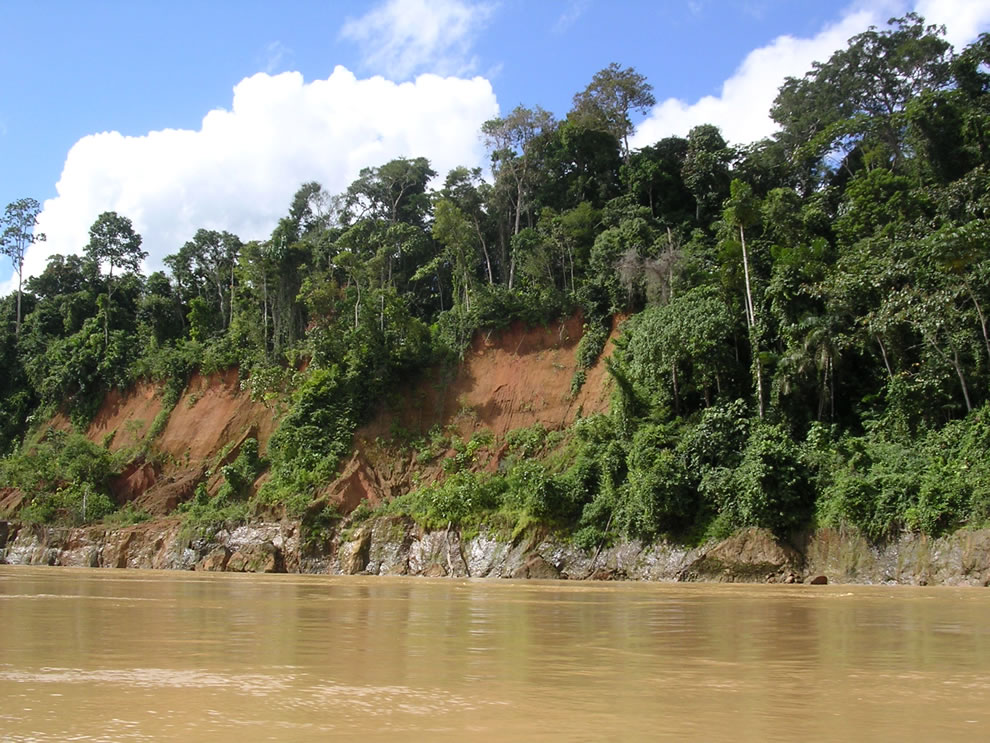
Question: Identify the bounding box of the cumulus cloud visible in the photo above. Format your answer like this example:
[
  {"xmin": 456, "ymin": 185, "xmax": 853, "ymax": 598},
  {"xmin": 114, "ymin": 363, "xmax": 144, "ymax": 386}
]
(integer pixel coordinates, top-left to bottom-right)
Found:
[
  {"xmin": 631, "ymin": 7, "xmax": 881, "ymax": 148},
  {"xmin": 631, "ymin": 0, "xmax": 990, "ymax": 149},
  {"xmin": 340, "ymin": 0, "xmax": 496, "ymax": 80},
  {"xmin": 18, "ymin": 68, "xmax": 498, "ymax": 291},
  {"xmin": 914, "ymin": 0, "xmax": 990, "ymax": 50}
]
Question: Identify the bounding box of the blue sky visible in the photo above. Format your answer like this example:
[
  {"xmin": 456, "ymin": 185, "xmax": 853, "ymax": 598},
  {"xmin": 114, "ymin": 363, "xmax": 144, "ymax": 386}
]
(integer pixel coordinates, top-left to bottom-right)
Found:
[{"xmin": 2, "ymin": 0, "xmax": 988, "ymax": 288}]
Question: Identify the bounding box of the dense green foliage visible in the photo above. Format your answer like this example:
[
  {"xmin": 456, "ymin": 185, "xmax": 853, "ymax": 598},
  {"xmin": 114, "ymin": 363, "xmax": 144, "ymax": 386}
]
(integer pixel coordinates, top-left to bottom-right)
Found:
[{"xmin": 4, "ymin": 17, "xmax": 990, "ymax": 543}]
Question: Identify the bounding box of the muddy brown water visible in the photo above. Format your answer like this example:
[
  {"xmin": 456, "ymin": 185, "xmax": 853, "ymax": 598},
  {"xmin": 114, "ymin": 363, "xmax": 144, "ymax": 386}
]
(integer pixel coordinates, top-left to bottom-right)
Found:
[{"xmin": 1, "ymin": 567, "xmax": 989, "ymax": 741}]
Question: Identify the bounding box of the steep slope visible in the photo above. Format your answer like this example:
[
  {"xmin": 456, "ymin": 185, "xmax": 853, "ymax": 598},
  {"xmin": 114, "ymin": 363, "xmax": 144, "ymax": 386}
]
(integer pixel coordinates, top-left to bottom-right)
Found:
[
  {"xmin": 49, "ymin": 315, "xmax": 619, "ymax": 517},
  {"xmin": 82, "ymin": 369, "xmax": 279, "ymax": 514},
  {"xmin": 322, "ymin": 315, "xmax": 620, "ymax": 513},
  {"xmin": 359, "ymin": 314, "xmax": 616, "ymax": 440}
]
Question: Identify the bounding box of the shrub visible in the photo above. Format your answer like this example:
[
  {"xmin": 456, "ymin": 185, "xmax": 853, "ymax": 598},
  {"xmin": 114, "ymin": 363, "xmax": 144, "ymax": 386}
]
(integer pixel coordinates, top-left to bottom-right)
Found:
[
  {"xmin": 817, "ymin": 435, "xmax": 923, "ymax": 540},
  {"xmin": 733, "ymin": 422, "xmax": 810, "ymax": 533},
  {"xmin": 621, "ymin": 424, "xmax": 693, "ymax": 537}
]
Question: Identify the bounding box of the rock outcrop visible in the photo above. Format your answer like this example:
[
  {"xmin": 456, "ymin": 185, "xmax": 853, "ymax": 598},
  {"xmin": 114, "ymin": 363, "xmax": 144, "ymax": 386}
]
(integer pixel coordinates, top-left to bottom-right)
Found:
[{"xmin": 4, "ymin": 516, "xmax": 984, "ymax": 586}]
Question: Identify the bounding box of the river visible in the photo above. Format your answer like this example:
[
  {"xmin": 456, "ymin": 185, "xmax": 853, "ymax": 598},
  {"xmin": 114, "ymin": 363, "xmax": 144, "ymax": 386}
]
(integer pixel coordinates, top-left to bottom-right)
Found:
[{"xmin": 1, "ymin": 566, "xmax": 988, "ymax": 741}]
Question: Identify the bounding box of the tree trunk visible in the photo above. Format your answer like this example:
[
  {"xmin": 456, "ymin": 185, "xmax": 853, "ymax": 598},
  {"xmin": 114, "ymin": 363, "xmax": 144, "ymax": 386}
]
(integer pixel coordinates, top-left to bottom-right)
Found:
[
  {"xmin": 740, "ymin": 225, "xmax": 763, "ymax": 418},
  {"xmin": 927, "ymin": 337, "xmax": 973, "ymax": 413},
  {"xmin": 354, "ymin": 280, "xmax": 361, "ymax": 330},
  {"xmin": 475, "ymin": 221, "xmax": 493, "ymax": 285},
  {"xmin": 514, "ymin": 179, "xmax": 524, "ymax": 237},
  {"xmin": 964, "ymin": 280, "xmax": 990, "ymax": 367},
  {"xmin": 739, "ymin": 225, "xmax": 755, "ymax": 328},
  {"xmin": 262, "ymin": 273, "xmax": 269, "ymax": 356},
  {"xmin": 753, "ymin": 329, "xmax": 765, "ymax": 420},
  {"xmin": 876, "ymin": 335, "xmax": 894, "ymax": 379},
  {"xmin": 953, "ymin": 348, "xmax": 973, "ymax": 414},
  {"xmin": 15, "ymin": 269, "xmax": 22, "ymax": 338},
  {"xmin": 217, "ymin": 279, "xmax": 225, "ymax": 330}
]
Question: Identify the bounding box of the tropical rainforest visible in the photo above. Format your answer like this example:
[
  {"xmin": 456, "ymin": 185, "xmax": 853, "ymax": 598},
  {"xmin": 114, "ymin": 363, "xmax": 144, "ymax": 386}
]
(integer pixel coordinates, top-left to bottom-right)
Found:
[{"xmin": 3, "ymin": 15, "xmax": 990, "ymax": 547}]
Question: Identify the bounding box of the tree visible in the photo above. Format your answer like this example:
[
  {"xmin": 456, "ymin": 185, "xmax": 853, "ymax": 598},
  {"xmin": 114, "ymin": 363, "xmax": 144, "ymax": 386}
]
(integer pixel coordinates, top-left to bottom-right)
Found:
[
  {"xmin": 723, "ymin": 179, "xmax": 765, "ymax": 418},
  {"xmin": 430, "ymin": 199, "xmax": 477, "ymax": 310},
  {"xmin": 571, "ymin": 63, "xmax": 656, "ymax": 161},
  {"xmin": 176, "ymin": 228, "xmax": 242, "ymax": 331},
  {"xmin": 84, "ymin": 212, "xmax": 147, "ymax": 344},
  {"xmin": 441, "ymin": 167, "xmax": 496, "ymax": 285},
  {"xmin": 682, "ymin": 125, "xmax": 733, "ymax": 223},
  {"xmin": 537, "ymin": 120, "xmax": 623, "ymax": 211},
  {"xmin": 1, "ymin": 198, "xmax": 46, "ymax": 336},
  {"xmin": 619, "ymin": 285, "xmax": 736, "ymax": 415},
  {"xmin": 771, "ymin": 13, "xmax": 952, "ymax": 184},
  {"xmin": 621, "ymin": 137, "xmax": 693, "ymax": 221},
  {"xmin": 345, "ymin": 157, "xmax": 436, "ymax": 227},
  {"xmin": 482, "ymin": 105, "xmax": 555, "ymax": 286}
]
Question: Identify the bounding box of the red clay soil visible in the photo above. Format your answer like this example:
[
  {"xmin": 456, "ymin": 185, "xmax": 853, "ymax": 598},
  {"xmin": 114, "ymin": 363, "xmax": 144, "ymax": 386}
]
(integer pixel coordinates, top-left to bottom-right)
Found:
[
  {"xmin": 359, "ymin": 314, "xmax": 620, "ymax": 442},
  {"xmin": 155, "ymin": 369, "xmax": 278, "ymax": 463},
  {"xmin": 0, "ymin": 487, "xmax": 24, "ymax": 515},
  {"xmin": 29, "ymin": 315, "xmax": 620, "ymax": 518},
  {"xmin": 77, "ymin": 369, "xmax": 279, "ymax": 514},
  {"xmin": 329, "ymin": 315, "xmax": 623, "ymax": 513},
  {"xmin": 88, "ymin": 382, "xmax": 164, "ymax": 451}
]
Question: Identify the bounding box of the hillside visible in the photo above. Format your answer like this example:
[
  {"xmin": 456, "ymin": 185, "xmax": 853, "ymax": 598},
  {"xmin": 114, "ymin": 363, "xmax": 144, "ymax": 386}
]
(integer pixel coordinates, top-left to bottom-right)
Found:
[{"xmin": 40, "ymin": 315, "xmax": 618, "ymax": 519}]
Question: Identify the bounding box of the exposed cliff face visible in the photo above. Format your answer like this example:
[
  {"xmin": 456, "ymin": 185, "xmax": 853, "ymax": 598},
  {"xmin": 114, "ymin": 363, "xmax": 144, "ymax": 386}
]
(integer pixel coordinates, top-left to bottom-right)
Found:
[
  {"xmin": 80, "ymin": 369, "xmax": 280, "ymax": 515},
  {"xmin": 50, "ymin": 317, "xmax": 618, "ymax": 517},
  {"xmin": 324, "ymin": 315, "xmax": 620, "ymax": 513},
  {"xmin": 357, "ymin": 315, "xmax": 617, "ymax": 442},
  {"xmin": 5, "ymin": 517, "xmax": 990, "ymax": 587}
]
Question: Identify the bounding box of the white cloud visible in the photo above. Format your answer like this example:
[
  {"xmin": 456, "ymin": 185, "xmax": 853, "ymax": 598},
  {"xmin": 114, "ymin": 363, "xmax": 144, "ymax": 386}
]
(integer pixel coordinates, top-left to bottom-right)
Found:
[
  {"xmin": 914, "ymin": 0, "xmax": 990, "ymax": 51},
  {"xmin": 631, "ymin": 0, "xmax": 990, "ymax": 149},
  {"xmin": 340, "ymin": 0, "xmax": 496, "ymax": 80},
  {"xmin": 16, "ymin": 68, "xmax": 498, "ymax": 291},
  {"xmin": 632, "ymin": 7, "xmax": 881, "ymax": 147},
  {"xmin": 262, "ymin": 41, "xmax": 293, "ymax": 74},
  {"xmin": 553, "ymin": 0, "xmax": 590, "ymax": 34}
]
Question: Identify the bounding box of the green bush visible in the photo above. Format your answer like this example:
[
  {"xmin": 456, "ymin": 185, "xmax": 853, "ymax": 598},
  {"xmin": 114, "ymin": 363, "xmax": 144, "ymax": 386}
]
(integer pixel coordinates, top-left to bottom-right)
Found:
[
  {"xmin": 817, "ymin": 435, "xmax": 922, "ymax": 540},
  {"xmin": 260, "ymin": 366, "xmax": 355, "ymax": 512},
  {"xmin": 733, "ymin": 423, "xmax": 810, "ymax": 533},
  {"xmin": 217, "ymin": 438, "xmax": 263, "ymax": 504},
  {"xmin": 0, "ymin": 430, "xmax": 118, "ymax": 525},
  {"xmin": 388, "ymin": 470, "xmax": 504, "ymax": 528},
  {"xmin": 179, "ymin": 482, "xmax": 250, "ymax": 525},
  {"xmin": 621, "ymin": 424, "xmax": 693, "ymax": 537}
]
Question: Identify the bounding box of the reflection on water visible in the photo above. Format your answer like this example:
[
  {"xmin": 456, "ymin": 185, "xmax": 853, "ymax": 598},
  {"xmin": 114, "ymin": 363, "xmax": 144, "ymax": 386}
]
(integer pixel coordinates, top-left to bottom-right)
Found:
[{"xmin": 1, "ymin": 567, "xmax": 989, "ymax": 741}]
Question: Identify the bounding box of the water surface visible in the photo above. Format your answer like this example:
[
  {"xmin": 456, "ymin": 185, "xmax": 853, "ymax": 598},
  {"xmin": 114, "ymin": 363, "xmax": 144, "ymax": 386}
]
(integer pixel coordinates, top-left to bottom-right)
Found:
[{"xmin": 1, "ymin": 566, "xmax": 988, "ymax": 741}]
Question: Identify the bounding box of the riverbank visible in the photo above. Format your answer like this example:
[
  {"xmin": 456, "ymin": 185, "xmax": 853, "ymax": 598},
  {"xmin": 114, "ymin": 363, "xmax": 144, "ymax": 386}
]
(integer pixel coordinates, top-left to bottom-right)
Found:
[{"xmin": 3, "ymin": 516, "xmax": 989, "ymax": 586}]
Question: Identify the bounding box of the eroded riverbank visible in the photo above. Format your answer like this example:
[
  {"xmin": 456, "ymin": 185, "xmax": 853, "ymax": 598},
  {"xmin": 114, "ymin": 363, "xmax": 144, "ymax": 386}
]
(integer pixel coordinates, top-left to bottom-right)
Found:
[{"xmin": 3, "ymin": 517, "xmax": 990, "ymax": 586}]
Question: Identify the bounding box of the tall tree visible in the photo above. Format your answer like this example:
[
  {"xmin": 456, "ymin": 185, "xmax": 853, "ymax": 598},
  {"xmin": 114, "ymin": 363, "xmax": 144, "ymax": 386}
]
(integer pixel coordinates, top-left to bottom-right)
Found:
[
  {"xmin": 1, "ymin": 198, "xmax": 46, "ymax": 336},
  {"xmin": 771, "ymin": 13, "xmax": 952, "ymax": 184},
  {"xmin": 723, "ymin": 179, "xmax": 765, "ymax": 418},
  {"xmin": 482, "ymin": 105, "xmax": 555, "ymax": 286},
  {"xmin": 441, "ymin": 167, "xmax": 496, "ymax": 285},
  {"xmin": 621, "ymin": 137, "xmax": 693, "ymax": 222},
  {"xmin": 429, "ymin": 199, "xmax": 477, "ymax": 310},
  {"xmin": 345, "ymin": 157, "xmax": 436, "ymax": 227},
  {"xmin": 177, "ymin": 228, "xmax": 242, "ymax": 331},
  {"xmin": 84, "ymin": 212, "xmax": 147, "ymax": 344},
  {"xmin": 571, "ymin": 63, "xmax": 656, "ymax": 162},
  {"xmin": 682, "ymin": 125, "xmax": 733, "ymax": 223}
]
